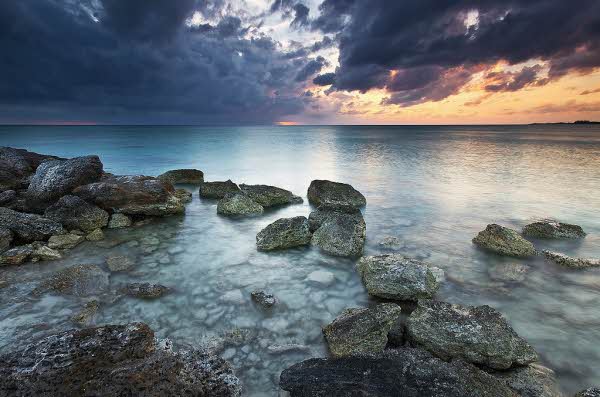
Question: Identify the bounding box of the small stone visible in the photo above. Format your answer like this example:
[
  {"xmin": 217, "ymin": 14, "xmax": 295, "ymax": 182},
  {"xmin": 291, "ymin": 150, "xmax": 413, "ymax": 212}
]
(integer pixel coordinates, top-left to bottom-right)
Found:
[
  {"xmin": 106, "ymin": 255, "xmax": 135, "ymax": 272},
  {"xmin": 48, "ymin": 233, "xmax": 84, "ymax": 250},
  {"xmin": 267, "ymin": 344, "xmax": 311, "ymax": 355},
  {"xmin": 108, "ymin": 213, "xmax": 132, "ymax": 228},
  {"xmin": 306, "ymin": 270, "xmax": 335, "ymax": 286},
  {"xmin": 251, "ymin": 290, "xmax": 276, "ymax": 308},
  {"xmin": 523, "ymin": 220, "xmax": 586, "ymax": 239},
  {"xmin": 543, "ymin": 250, "xmax": 600, "ymax": 268},
  {"xmin": 473, "ymin": 224, "xmax": 536, "ymax": 257},
  {"xmin": 86, "ymin": 228, "xmax": 104, "ymax": 241},
  {"xmin": 0, "ymin": 245, "xmax": 33, "ymax": 266},
  {"xmin": 121, "ymin": 283, "xmax": 170, "ymax": 299},
  {"xmin": 141, "ymin": 235, "xmax": 160, "ymax": 246},
  {"xmin": 71, "ymin": 300, "xmax": 100, "ymax": 327}
]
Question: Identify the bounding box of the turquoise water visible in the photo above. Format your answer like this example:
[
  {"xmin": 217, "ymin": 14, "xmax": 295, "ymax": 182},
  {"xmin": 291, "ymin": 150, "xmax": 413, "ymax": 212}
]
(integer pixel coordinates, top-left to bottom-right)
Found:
[{"xmin": 1, "ymin": 125, "xmax": 600, "ymax": 395}]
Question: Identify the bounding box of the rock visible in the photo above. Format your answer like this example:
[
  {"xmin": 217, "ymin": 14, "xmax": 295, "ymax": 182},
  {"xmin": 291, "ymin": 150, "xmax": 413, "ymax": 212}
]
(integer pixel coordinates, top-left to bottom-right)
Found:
[
  {"xmin": 280, "ymin": 347, "xmax": 518, "ymax": 397},
  {"xmin": 473, "ymin": 224, "xmax": 536, "ymax": 257},
  {"xmin": 0, "ymin": 146, "xmax": 59, "ymax": 190},
  {"xmin": 239, "ymin": 184, "xmax": 303, "ymax": 207},
  {"xmin": 217, "ymin": 193, "xmax": 264, "ymax": 216},
  {"xmin": 490, "ymin": 363, "xmax": 563, "ymax": 397},
  {"xmin": 387, "ymin": 317, "xmax": 405, "ymax": 347},
  {"xmin": 323, "ymin": 303, "xmax": 402, "ymax": 357},
  {"xmin": 307, "ymin": 179, "xmax": 366, "ymax": 208},
  {"xmin": 523, "ymin": 220, "xmax": 586, "ymax": 239},
  {"xmin": 575, "ymin": 388, "xmax": 600, "ymax": 397},
  {"xmin": 356, "ymin": 254, "xmax": 440, "ymax": 301},
  {"xmin": 108, "ymin": 213, "xmax": 132, "ymax": 228},
  {"xmin": 489, "ymin": 263, "xmax": 529, "ymax": 283},
  {"xmin": 308, "ymin": 203, "xmax": 362, "ymax": 232},
  {"xmin": 311, "ymin": 210, "xmax": 366, "ymax": 257},
  {"xmin": 34, "ymin": 264, "xmax": 109, "ymax": 296},
  {"xmin": 0, "ymin": 227, "xmax": 12, "ymax": 252},
  {"xmin": 256, "ymin": 216, "xmax": 311, "ymax": 251},
  {"xmin": 406, "ymin": 300, "xmax": 538, "ymax": 370},
  {"xmin": 306, "ymin": 270, "xmax": 335, "ymax": 286},
  {"xmin": 267, "ymin": 344, "xmax": 311, "ymax": 355},
  {"xmin": 74, "ymin": 175, "xmax": 184, "ymax": 216},
  {"xmin": 71, "ymin": 300, "xmax": 100, "ymax": 327},
  {"xmin": 32, "ymin": 244, "xmax": 62, "ymax": 261},
  {"xmin": 174, "ymin": 188, "xmax": 193, "ymax": 203},
  {"xmin": 0, "ymin": 190, "xmax": 16, "ymax": 206},
  {"xmin": 0, "ymin": 245, "xmax": 33, "ymax": 266},
  {"xmin": 26, "ymin": 155, "xmax": 103, "ymax": 212},
  {"xmin": 86, "ymin": 228, "xmax": 105, "ymax": 241},
  {"xmin": 158, "ymin": 169, "xmax": 204, "ymax": 184},
  {"xmin": 251, "ymin": 290, "xmax": 277, "ymax": 308},
  {"xmin": 199, "ymin": 180, "xmax": 241, "ymax": 199},
  {"xmin": 48, "ymin": 233, "xmax": 85, "ymax": 250},
  {"xmin": 122, "ymin": 283, "xmax": 170, "ymax": 299},
  {"xmin": 44, "ymin": 195, "xmax": 109, "ymax": 232},
  {"xmin": 0, "ymin": 322, "xmax": 241, "ymax": 396},
  {"xmin": 379, "ymin": 236, "xmax": 403, "ymax": 248},
  {"xmin": 106, "ymin": 255, "xmax": 135, "ymax": 272},
  {"xmin": 542, "ymin": 250, "xmax": 600, "ymax": 268},
  {"xmin": 0, "ymin": 207, "xmax": 65, "ymax": 243}
]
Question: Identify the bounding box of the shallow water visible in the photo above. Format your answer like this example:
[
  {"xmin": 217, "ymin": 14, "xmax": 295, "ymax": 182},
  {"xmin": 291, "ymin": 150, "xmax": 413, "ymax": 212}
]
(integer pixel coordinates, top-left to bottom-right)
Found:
[{"xmin": 1, "ymin": 125, "xmax": 600, "ymax": 395}]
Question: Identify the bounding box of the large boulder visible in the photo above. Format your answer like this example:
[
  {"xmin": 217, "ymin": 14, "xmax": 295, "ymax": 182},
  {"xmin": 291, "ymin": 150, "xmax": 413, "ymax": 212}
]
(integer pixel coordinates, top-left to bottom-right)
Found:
[
  {"xmin": 311, "ymin": 211, "xmax": 366, "ymax": 257},
  {"xmin": 26, "ymin": 155, "xmax": 103, "ymax": 212},
  {"xmin": 323, "ymin": 304, "xmax": 402, "ymax": 357},
  {"xmin": 0, "ymin": 227, "xmax": 12, "ymax": 252},
  {"xmin": 542, "ymin": 250, "xmax": 600, "ymax": 268},
  {"xmin": 44, "ymin": 195, "xmax": 109, "ymax": 232},
  {"xmin": 74, "ymin": 175, "xmax": 184, "ymax": 216},
  {"xmin": 308, "ymin": 204, "xmax": 361, "ymax": 232},
  {"xmin": 473, "ymin": 224, "xmax": 536, "ymax": 257},
  {"xmin": 33, "ymin": 264, "xmax": 109, "ymax": 296},
  {"xmin": 307, "ymin": 180, "xmax": 366, "ymax": 208},
  {"xmin": 490, "ymin": 363, "xmax": 563, "ymax": 397},
  {"xmin": 239, "ymin": 184, "xmax": 303, "ymax": 207},
  {"xmin": 217, "ymin": 193, "xmax": 264, "ymax": 216},
  {"xmin": 256, "ymin": 216, "xmax": 312, "ymax": 251},
  {"xmin": 407, "ymin": 300, "xmax": 538, "ymax": 370},
  {"xmin": 158, "ymin": 169, "xmax": 204, "ymax": 184},
  {"xmin": 522, "ymin": 220, "xmax": 586, "ymax": 239},
  {"xmin": 199, "ymin": 180, "xmax": 240, "ymax": 199},
  {"xmin": 0, "ymin": 322, "xmax": 241, "ymax": 396},
  {"xmin": 0, "ymin": 207, "xmax": 65, "ymax": 243},
  {"xmin": 356, "ymin": 254, "xmax": 440, "ymax": 301},
  {"xmin": 280, "ymin": 348, "xmax": 518, "ymax": 397},
  {"xmin": 0, "ymin": 146, "xmax": 59, "ymax": 190}
]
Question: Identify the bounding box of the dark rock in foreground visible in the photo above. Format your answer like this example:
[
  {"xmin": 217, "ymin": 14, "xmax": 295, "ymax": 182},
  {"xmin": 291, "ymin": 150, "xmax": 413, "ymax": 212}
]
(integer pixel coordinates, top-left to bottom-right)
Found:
[
  {"xmin": 199, "ymin": 180, "xmax": 241, "ymax": 199},
  {"xmin": 44, "ymin": 195, "xmax": 109, "ymax": 232},
  {"xmin": 489, "ymin": 363, "xmax": 563, "ymax": 397},
  {"xmin": 0, "ymin": 207, "xmax": 65, "ymax": 243},
  {"xmin": 122, "ymin": 282, "xmax": 170, "ymax": 299},
  {"xmin": 33, "ymin": 264, "xmax": 109, "ymax": 296},
  {"xmin": 217, "ymin": 193, "xmax": 264, "ymax": 216},
  {"xmin": 280, "ymin": 348, "xmax": 517, "ymax": 397},
  {"xmin": 251, "ymin": 290, "xmax": 276, "ymax": 308},
  {"xmin": 0, "ymin": 227, "xmax": 12, "ymax": 252},
  {"xmin": 523, "ymin": 220, "xmax": 586, "ymax": 239},
  {"xmin": 473, "ymin": 224, "xmax": 536, "ymax": 257},
  {"xmin": 256, "ymin": 216, "xmax": 311, "ymax": 251},
  {"xmin": 407, "ymin": 300, "xmax": 538, "ymax": 370},
  {"xmin": 0, "ymin": 322, "xmax": 241, "ymax": 396},
  {"xmin": 311, "ymin": 210, "xmax": 366, "ymax": 257},
  {"xmin": 575, "ymin": 388, "xmax": 600, "ymax": 397},
  {"xmin": 0, "ymin": 146, "xmax": 59, "ymax": 190},
  {"xmin": 0, "ymin": 245, "xmax": 33, "ymax": 266},
  {"xmin": 239, "ymin": 184, "xmax": 303, "ymax": 207},
  {"xmin": 158, "ymin": 168, "xmax": 204, "ymax": 184},
  {"xmin": 307, "ymin": 179, "xmax": 366, "ymax": 208},
  {"xmin": 542, "ymin": 250, "xmax": 600, "ymax": 268}
]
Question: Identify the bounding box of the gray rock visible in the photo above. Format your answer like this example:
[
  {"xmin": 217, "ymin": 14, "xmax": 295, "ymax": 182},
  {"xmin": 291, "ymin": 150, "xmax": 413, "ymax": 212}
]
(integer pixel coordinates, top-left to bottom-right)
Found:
[
  {"xmin": 0, "ymin": 245, "xmax": 33, "ymax": 266},
  {"xmin": 523, "ymin": 220, "xmax": 586, "ymax": 239},
  {"xmin": 0, "ymin": 322, "xmax": 241, "ymax": 396},
  {"xmin": 217, "ymin": 193, "xmax": 264, "ymax": 216},
  {"xmin": 34, "ymin": 264, "xmax": 109, "ymax": 296},
  {"xmin": 122, "ymin": 283, "xmax": 170, "ymax": 299},
  {"xmin": 251, "ymin": 290, "xmax": 277, "ymax": 308},
  {"xmin": 199, "ymin": 180, "xmax": 241, "ymax": 199},
  {"xmin": 406, "ymin": 300, "xmax": 538, "ymax": 370},
  {"xmin": 307, "ymin": 179, "xmax": 366, "ymax": 208},
  {"xmin": 490, "ymin": 363, "xmax": 563, "ymax": 397},
  {"xmin": 387, "ymin": 317, "xmax": 405, "ymax": 347},
  {"xmin": 323, "ymin": 303, "xmax": 402, "ymax": 357},
  {"xmin": 0, "ymin": 146, "xmax": 59, "ymax": 190},
  {"xmin": 86, "ymin": 228, "xmax": 105, "ymax": 241},
  {"xmin": 489, "ymin": 263, "xmax": 529, "ymax": 283},
  {"xmin": 239, "ymin": 184, "xmax": 303, "ymax": 207},
  {"xmin": 473, "ymin": 224, "xmax": 536, "ymax": 257},
  {"xmin": 32, "ymin": 244, "xmax": 62, "ymax": 261},
  {"xmin": 356, "ymin": 254, "xmax": 439, "ymax": 301},
  {"xmin": 108, "ymin": 213, "xmax": 132, "ymax": 228},
  {"xmin": 71, "ymin": 300, "xmax": 100, "ymax": 327},
  {"xmin": 158, "ymin": 169, "xmax": 204, "ymax": 184},
  {"xmin": 0, "ymin": 227, "xmax": 12, "ymax": 252},
  {"xmin": 106, "ymin": 255, "xmax": 135, "ymax": 272},
  {"xmin": 575, "ymin": 388, "xmax": 600, "ymax": 397},
  {"xmin": 26, "ymin": 155, "xmax": 103, "ymax": 212},
  {"xmin": 256, "ymin": 216, "xmax": 311, "ymax": 251},
  {"xmin": 174, "ymin": 188, "xmax": 193, "ymax": 203},
  {"xmin": 0, "ymin": 190, "xmax": 17, "ymax": 206},
  {"xmin": 48, "ymin": 233, "xmax": 85, "ymax": 250},
  {"xmin": 308, "ymin": 203, "xmax": 361, "ymax": 232},
  {"xmin": 311, "ymin": 211, "xmax": 366, "ymax": 257},
  {"xmin": 0, "ymin": 207, "xmax": 65, "ymax": 243},
  {"xmin": 280, "ymin": 347, "xmax": 518, "ymax": 397},
  {"xmin": 542, "ymin": 250, "xmax": 600, "ymax": 268},
  {"xmin": 44, "ymin": 195, "xmax": 109, "ymax": 232}
]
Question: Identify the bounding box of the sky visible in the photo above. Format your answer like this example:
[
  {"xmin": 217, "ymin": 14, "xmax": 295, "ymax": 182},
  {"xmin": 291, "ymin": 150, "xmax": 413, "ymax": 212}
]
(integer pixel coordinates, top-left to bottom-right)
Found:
[{"xmin": 1, "ymin": 0, "xmax": 599, "ymax": 125}]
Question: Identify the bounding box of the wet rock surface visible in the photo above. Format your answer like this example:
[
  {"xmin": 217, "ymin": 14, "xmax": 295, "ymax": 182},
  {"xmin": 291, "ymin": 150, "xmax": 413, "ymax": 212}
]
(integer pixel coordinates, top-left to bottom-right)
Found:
[
  {"xmin": 523, "ymin": 220, "xmax": 586, "ymax": 239},
  {"xmin": 86, "ymin": 228, "xmax": 105, "ymax": 241},
  {"xmin": 0, "ymin": 207, "xmax": 65, "ymax": 243},
  {"xmin": 307, "ymin": 203, "xmax": 362, "ymax": 232},
  {"xmin": 122, "ymin": 282, "xmax": 170, "ymax": 299},
  {"xmin": 239, "ymin": 184, "xmax": 302, "ymax": 207},
  {"xmin": 311, "ymin": 210, "xmax": 366, "ymax": 257},
  {"xmin": 0, "ymin": 146, "xmax": 59, "ymax": 190},
  {"xmin": 307, "ymin": 179, "xmax": 366, "ymax": 208},
  {"xmin": 174, "ymin": 188, "xmax": 193, "ymax": 203},
  {"xmin": 158, "ymin": 169, "xmax": 204, "ymax": 184},
  {"xmin": 217, "ymin": 192, "xmax": 264, "ymax": 216},
  {"xmin": 71, "ymin": 300, "xmax": 100, "ymax": 327},
  {"xmin": 251, "ymin": 290, "xmax": 277, "ymax": 308},
  {"xmin": 199, "ymin": 180, "xmax": 241, "ymax": 199},
  {"xmin": 473, "ymin": 224, "xmax": 536, "ymax": 257},
  {"xmin": 490, "ymin": 363, "xmax": 563, "ymax": 397},
  {"xmin": 44, "ymin": 195, "xmax": 109, "ymax": 232},
  {"xmin": 0, "ymin": 245, "xmax": 33, "ymax": 266},
  {"xmin": 108, "ymin": 213, "xmax": 132, "ymax": 228},
  {"xmin": 32, "ymin": 244, "xmax": 62, "ymax": 261},
  {"xmin": 543, "ymin": 250, "xmax": 600, "ymax": 268},
  {"xmin": 256, "ymin": 216, "xmax": 311, "ymax": 251},
  {"xmin": 106, "ymin": 255, "xmax": 135, "ymax": 272},
  {"xmin": 34, "ymin": 264, "xmax": 109, "ymax": 296}
]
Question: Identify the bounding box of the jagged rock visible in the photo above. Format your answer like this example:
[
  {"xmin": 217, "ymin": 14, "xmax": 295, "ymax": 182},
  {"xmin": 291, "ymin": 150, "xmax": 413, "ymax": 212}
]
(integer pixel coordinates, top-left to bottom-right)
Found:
[
  {"xmin": 239, "ymin": 184, "xmax": 303, "ymax": 207},
  {"xmin": 48, "ymin": 233, "xmax": 85, "ymax": 250},
  {"xmin": 489, "ymin": 263, "xmax": 529, "ymax": 282},
  {"xmin": 217, "ymin": 193, "xmax": 264, "ymax": 216},
  {"xmin": 108, "ymin": 213, "xmax": 132, "ymax": 228},
  {"xmin": 406, "ymin": 300, "xmax": 538, "ymax": 370},
  {"xmin": 158, "ymin": 169, "xmax": 204, "ymax": 184},
  {"xmin": 199, "ymin": 180, "xmax": 241, "ymax": 199},
  {"xmin": 490, "ymin": 363, "xmax": 563, "ymax": 397},
  {"xmin": 523, "ymin": 220, "xmax": 586, "ymax": 239},
  {"xmin": 86, "ymin": 228, "xmax": 104, "ymax": 241},
  {"xmin": 356, "ymin": 254, "xmax": 440, "ymax": 301},
  {"xmin": 174, "ymin": 188, "xmax": 193, "ymax": 203},
  {"xmin": 256, "ymin": 216, "xmax": 311, "ymax": 251},
  {"xmin": 311, "ymin": 210, "xmax": 366, "ymax": 257},
  {"xmin": 542, "ymin": 250, "xmax": 600, "ymax": 268},
  {"xmin": 0, "ymin": 322, "xmax": 241, "ymax": 396},
  {"xmin": 0, "ymin": 245, "xmax": 33, "ymax": 266},
  {"xmin": 106, "ymin": 255, "xmax": 135, "ymax": 272},
  {"xmin": 323, "ymin": 304, "xmax": 402, "ymax": 357},
  {"xmin": 0, "ymin": 227, "xmax": 12, "ymax": 252},
  {"xmin": 26, "ymin": 155, "xmax": 103, "ymax": 212},
  {"xmin": 32, "ymin": 244, "xmax": 62, "ymax": 261},
  {"xmin": 74, "ymin": 175, "xmax": 184, "ymax": 216},
  {"xmin": 122, "ymin": 283, "xmax": 170, "ymax": 299},
  {"xmin": 473, "ymin": 224, "xmax": 536, "ymax": 257},
  {"xmin": 280, "ymin": 347, "xmax": 518, "ymax": 397},
  {"xmin": 307, "ymin": 180, "xmax": 366, "ymax": 208},
  {"xmin": 34, "ymin": 264, "xmax": 109, "ymax": 296},
  {"xmin": 0, "ymin": 207, "xmax": 65, "ymax": 243},
  {"xmin": 251, "ymin": 290, "xmax": 276, "ymax": 308},
  {"xmin": 71, "ymin": 300, "xmax": 100, "ymax": 327},
  {"xmin": 44, "ymin": 195, "xmax": 109, "ymax": 232},
  {"xmin": 575, "ymin": 388, "xmax": 600, "ymax": 397},
  {"xmin": 0, "ymin": 146, "xmax": 59, "ymax": 190},
  {"xmin": 308, "ymin": 203, "xmax": 362, "ymax": 232},
  {"xmin": 0, "ymin": 190, "xmax": 16, "ymax": 206}
]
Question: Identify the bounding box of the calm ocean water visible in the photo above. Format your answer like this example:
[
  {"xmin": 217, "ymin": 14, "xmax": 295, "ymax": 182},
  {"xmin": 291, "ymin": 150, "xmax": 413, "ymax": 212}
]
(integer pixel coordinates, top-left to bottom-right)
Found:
[{"xmin": 1, "ymin": 125, "xmax": 600, "ymax": 395}]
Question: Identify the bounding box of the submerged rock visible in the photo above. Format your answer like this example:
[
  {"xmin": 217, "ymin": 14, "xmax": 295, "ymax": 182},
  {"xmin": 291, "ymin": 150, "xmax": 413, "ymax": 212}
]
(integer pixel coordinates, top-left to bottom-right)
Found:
[
  {"xmin": 575, "ymin": 388, "xmax": 600, "ymax": 397},
  {"xmin": 44, "ymin": 195, "xmax": 109, "ymax": 232},
  {"xmin": 174, "ymin": 188, "xmax": 193, "ymax": 203},
  {"xmin": 256, "ymin": 216, "xmax": 311, "ymax": 251},
  {"xmin": 251, "ymin": 290, "xmax": 277, "ymax": 308},
  {"xmin": 48, "ymin": 232, "xmax": 85, "ymax": 250},
  {"xmin": 0, "ymin": 207, "xmax": 65, "ymax": 243},
  {"xmin": 489, "ymin": 263, "xmax": 529, "ymax": 283},
  {"xmin": 34, "ymin": 264, "xmax": 109, "ymax": 296},
  {"xmin": 108, "ymin": 213, "xmax": 132, "ymax": 228},
  {"xmin": 122, "ymin": 282, "xmax": 170, "ymax": 299},
  {"xmin": 217, "ymin": 193, "xmax": 264, "ymax": 216},
  {"xmin": 0, "ymin": 227, "xmax": 12, "ymax": 252},
  {"xmin": 490, "ymin": 363, "xmax": 562, "ymax": 397},
  {"xmin": 0, "ymin": 245, "xmax": 33, "ymax": 266},
  {"xmin": 473, "ymin": 224, "xmax": 536, "ymax": 257},
  {"xmin": 356, "ymin": 254, "xmax": 440, "ymax": 301},
  {"xmin": 323, "ymin": 303, "xmax": 402, "ymax": 357},
  {"xmin": 158, "ymin": 169, "xmax": 204, "ymax": 184},
  {"xmin": 311, "ymin": 210, "xmax": 366, "ymax": 257},
  {"xmin": 199, "ymin": 180, "xmax": 241, "ymax": 199},
  {"xmin": 307, "ymin": 179, "xmax": 366, "ymax": 208},
  {"xmin": 106, "ymin": 255, "xmax": 135, "ymax": 272},
  {"xmin": 542, "ymin": 250, "xmax": 600, "ymax": 268},
  {"xmin": 239, "ymin": 184, "xmax": 303, "ymax": 207},
  {"xmin": 280, "ymin": 347, "xmax": 518, "ymax": 397},
  {"xmin": 0, "ymin": 146, "xmax": 59, "ymax": 190},
  {"xmin": 71, "ymin": 300, "xmax": 100, "ymax": 327},
  {"xmin": 0, "ymin": 322, "xmax": 241, "ymax": 396},
  {"xmin": 523, "ymin": 220, "xmax": 586, "ymax": 239},
  {"xmin": 378, "ymin": 236, "xmax": 403, "ymax": 249},
  {"xmin": 407, "ymin": 300, "xmax": 538, "ymax": 370}
]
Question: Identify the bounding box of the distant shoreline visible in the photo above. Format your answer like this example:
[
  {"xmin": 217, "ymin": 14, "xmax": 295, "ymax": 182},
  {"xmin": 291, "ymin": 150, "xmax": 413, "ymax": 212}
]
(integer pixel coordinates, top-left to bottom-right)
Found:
[{"xmin": 529, "ymin": 120, "xmax": 600, "ymax": 125}]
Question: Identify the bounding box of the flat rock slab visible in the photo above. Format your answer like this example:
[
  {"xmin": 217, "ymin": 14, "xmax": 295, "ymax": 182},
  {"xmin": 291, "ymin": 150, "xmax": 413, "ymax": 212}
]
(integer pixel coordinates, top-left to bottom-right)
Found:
[
  {"xmin": 199, "ymin": 180, "xmax": 241, "ymax": 199},
  {"xmin": 0, "ymin": 207, "xmax": 65, "ymax": 243},
  {"xmin": 473, "ymin": 224, "xmax": 536, "ymax": 257},
  {"xmin": 307, "ymin": 180, "xmax": 366, "ymax": 208},
  {"xmin": 158, "ymin": 169, "xmax": 204, "ymax": 184},
  {"xmin": 543, "ymin": 250, "xmax": 600, "ymax": 268},
  {"xmin": 523, "ymin": 220, "xmax": 586, "ymax": 239},
  {"xmin": 33, "ymin": 264, "xmax": 109, "ymax": 296},
  {"xmin": 407, "ymin": 300, "xmax": 538, "ymax": 370},
  {"xmin": 311, "ymin": 211, "xmax": 366, "ymax": 257},
  {"xmin": 106, "ymin": 255, "xmax": 136, "ymax": 272},
  {"xmin": 217, "ymin": 193, "xmax": 264, "ymax": 216},
  {"xmin": 239, "ymin": 184, "xmax": 302, "ymax": 207},
  {"xmin": 256, "ymin": 216, "xmax": 311, "ymax": 251}
]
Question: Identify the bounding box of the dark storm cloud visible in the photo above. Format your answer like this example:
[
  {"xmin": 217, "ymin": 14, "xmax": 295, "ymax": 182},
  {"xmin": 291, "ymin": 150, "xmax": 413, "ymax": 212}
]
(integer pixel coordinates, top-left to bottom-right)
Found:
[
  {"xmin": 269, "ymin": 0, "xmax": 310, "ymax": 29},
  {"xmin": 295, "ymin": 56, "xmax": 328, "ymax": 82},
  {"xmin": 282, "ymin": 36, "xmax": 336, "ymax": 59},
  {"xmin": 313, "ymin": 73, "xmax": 336, "ymax": 86},
  {"xmin": 291, "ymin": 4, "xmax": 310, "ymax": 28},
  {"xmin": 484, "ymin": 65, "xmax": 547, "ymax": 92}
]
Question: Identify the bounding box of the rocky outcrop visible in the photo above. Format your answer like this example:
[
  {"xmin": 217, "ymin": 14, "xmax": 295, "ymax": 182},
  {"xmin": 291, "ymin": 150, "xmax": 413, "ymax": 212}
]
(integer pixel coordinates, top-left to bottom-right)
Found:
[
  {"xmin": 0, "ymin": 146, "xmax": 59, "ymax": 190},
  {"xmin": 323, "ymin": 304, "xmax": 402, "ymax": 357},
  {"xmin": 311, "ymin": 210, "xmax": 366, "ymax": 257},
  {"xmin": 473, "ymin": 224, "xmax": 536, "ymax": 257},
  {"xmin": 356, "ymin": 254, "xmax": 440, "ymax": 301},
  {"xmin": 280, "ymin": 348, "xmax": 518, "ymax": 397},
  {"xmin": 48, "ymin": 233, "xmax": 85, "ymax": 250},
  {"xmin": 0, "ymin": 245, "xmax": 33, "ymax": 266},
  {"xmin": 406, "ymin": 300, "xmax": 538, "ymax": 370},
  {"xmin": 239, "ymin": 184, "xmax": 303, "ymax": 207},
  {"xmin": 158, "ymin": 169, "xmax": 204, "ymax": 184},
  {"xmin": 523, "ymin": 220, "xmax": 586, "ymax": 239},
  {"xmin": 0, "ymin": 207, "xmax": 64, "ymax": 243},
  {"xmin": 26, "ymin": 155, "xmax": 103, "ymax": 212},
  {"xmin": 199, "ymin": 180, "xmax": 241, "ymax": 199},
  {"xmin": 33, "ymin": 264, "xmax": 109, "ymax": 296},
  {"xmin": 542, "ymin": 250, "xmax": 600, "ymax": 268},
  {"xmin": 174, "ymin": 188, "xmax": 193, "ymax": 203},
  {"xmin": 0, "ymin": 322, "xmax": 241, "ymax": 396},
  {"xmin": 256, "ymin": 216, "xmax": 312, "ymax": 251},
  {"xmin": 307, "ymin": 180, "xmax": 366, "ymax": 208},
  {"xmin": 217, "ymin": 193, "xmax": 264, "ymax": 216},
  {"xmin": 0, "ymin": 227, "xmax": 12, "ymax": 252},
  {"xmin": 44, "ymin": 195, "xmax": 109, "ymax": 232},
  {"xmin": 108, "ymin": 213, "xmax": 132, "ymax": 228},
  {"xmin": 251, "ymin": 290, "xmax": 276, "ymax": 308},
  {"xmin": 122, "ymin": 283, "xmax": 170, "ymax": 299},
  {"xmin": 490, "ymin": 363, "xmax": 563, "ymax": 397},
  {"xmin": 575, "ymin": 388, "xmax": 600, "ymax": 397}
]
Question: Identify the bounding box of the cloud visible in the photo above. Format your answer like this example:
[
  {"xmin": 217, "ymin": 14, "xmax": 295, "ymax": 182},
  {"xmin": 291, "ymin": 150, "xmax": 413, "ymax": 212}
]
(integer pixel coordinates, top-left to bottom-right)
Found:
[
  {"xmin": 581, "ymin": 88, "xmax": 600, "ymax": 95},
  {"xmin": 313, "ymin": 72, "xmax": 336, "ymax": 86},
  {"xmin": 530, "ymin": 100, "xmax": 600, "ymax": 114},
  {"xmin": 295, "ymin": 56, "xmax": 328, "ymax": 81},
  {"xmin": 484, "ymin": 65, "xmax": 547, "ymax": 92}
]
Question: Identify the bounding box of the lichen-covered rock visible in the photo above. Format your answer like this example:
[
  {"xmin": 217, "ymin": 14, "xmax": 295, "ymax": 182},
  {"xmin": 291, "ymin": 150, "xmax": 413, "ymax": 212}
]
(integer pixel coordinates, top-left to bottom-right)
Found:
[
  {"xmin": 26, "ymin": 155, "xmax": 103, "ymax": 212},
  {"xmin": 407, "ymin": 300, "xmax": 538, "ymax": 370},
  {"xmin": 108, "ymin": 213, "xmax": 132, "ymax": 228},
  {"xmin": 106, "ymin": 255, "xmax": 135, "ymax": 272},
  {"xmin": 0, "ymin": 207, "xmax": 65, "ymax": 243},
  {"xmin": 542, "ymin": 250, "xmax": 600, "ymax": 268},
  {"xmin": 256, "ymin": 216, "xmax": 311, "ymax": 251},
  {"xmin": 86, "ymin": 228, "xmax": 104, "ymax": 241},
  {"xmin": 0, "ymin": 322, "xmax": 241, "ymax": 396},
  {"xmin": 122, "ymin": 283, "xmax": 170, "ymax": 299},
  {"xmin": 0, "ymin": 227, "xmax": 12, "ymax": 252},
  {"xmin": 323, "ymin": 304, "xmax": 402, "ymax": 357},
  {"xmin": 239, "ymin": 184, "xmax": 303, "ymax": 207},
  {"xmin": 311, "ymin": 210, "xmax": 366, "ymax": 257},
  {"xmin": 308, "ymin": 203, "xmax": 361, "ymax": 232},
  {"xmin": 280, "ymin": 348, "xmax": 518, "ymax": 397},
  {"xmin": 356, "ymin": 254, "xmax": 440, "ymax": 301},
  {"xmin": 473, "ymin": 224, "xmax": 536, "ymax": 257},
  {"xmin": 217, "ymin": 193, "xmax": 264, "ymax": 216},
  {"xmin": 490, "ymin": 363, "xmax": 563, "ymax": 397},
  {"xmin": 199, "ymin": 180, "xmax": 241, "ymax": 199},
  {"xmin": 44, "ymin": 195, "xmax": 109, "ymax": 232},
  {"xmin": 71, "ymin": 300, "xmax": 100, "ymax": 327},
  {"xmin": 0, "ymin": 245, "xmax": 33, "ymax": 266},
  {"xmin": 251, "ymin": 290, "xmax": 277, "ymax": 308},
  {"xmin": 523, "ymin": 220, "xmax": 586, "ymax": 239},
  {"xmin": 48, "ymin": 233, "xmax": 85, "ymax": 250},
  {"xmin": 34, "ymin": 264, "xmax": 109, "ymax": 296},
  {"xmin": 575, "ymin": 388, "xmax": 600, "ymax": 397},
  {"xmin": 0, "ymin": 146, "xmax": 59, "ymax": 190},
  {"xmin": 307, "ymin": 179, "xmax": 366, "ymax": 208},
  {"xmin": 158, "ymin": 169, "xmax": 204, "ymax": 184},
  {"xmin": 174, "ymin": 188, "xmax": 193, "ymax": 203}
]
